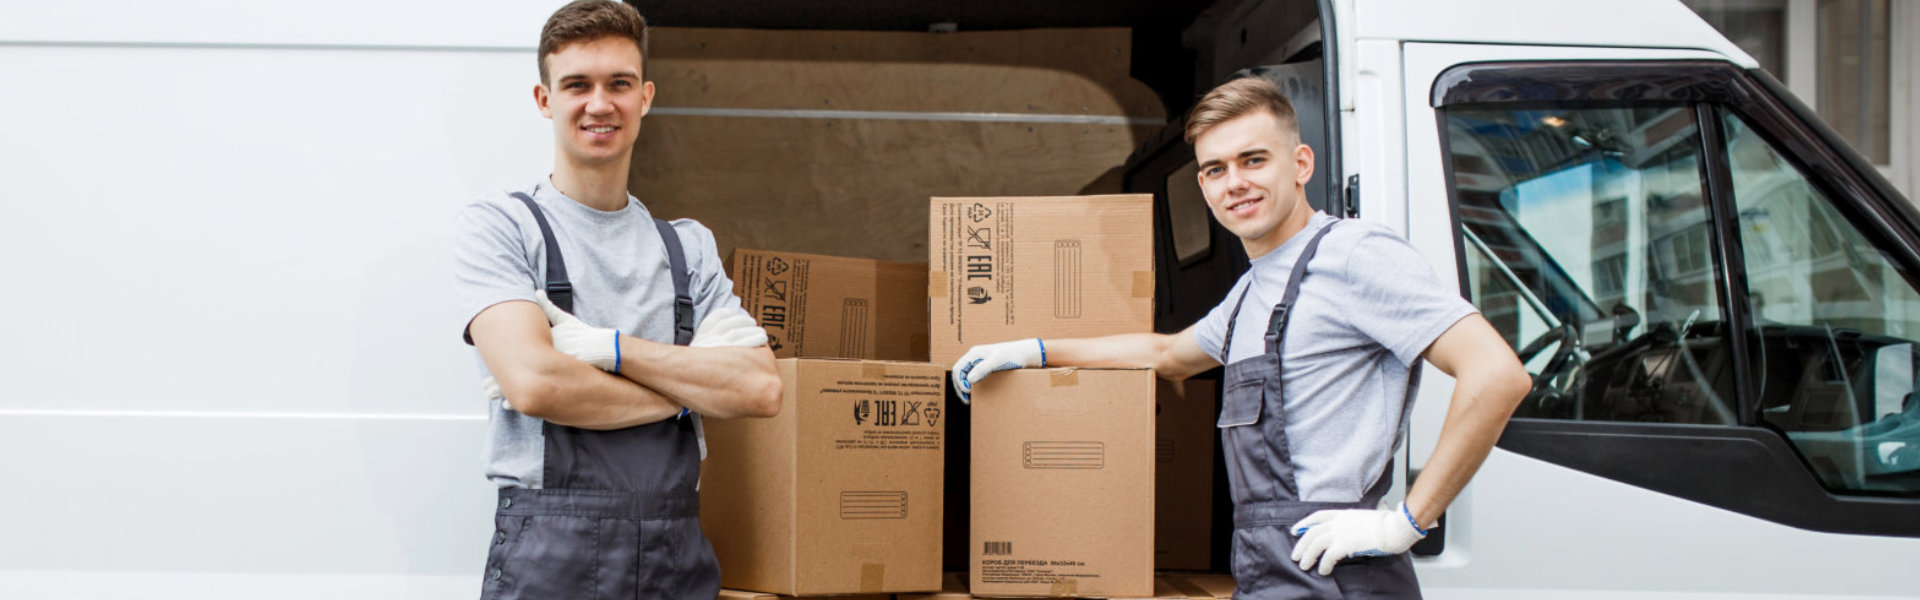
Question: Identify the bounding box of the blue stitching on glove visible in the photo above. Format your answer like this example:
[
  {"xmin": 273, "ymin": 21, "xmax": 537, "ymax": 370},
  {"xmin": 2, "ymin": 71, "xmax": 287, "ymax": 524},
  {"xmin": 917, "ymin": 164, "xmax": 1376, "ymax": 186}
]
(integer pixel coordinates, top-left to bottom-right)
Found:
[
  {"xmin": 612, "ymin": 330, "xmax": 622, "ymax": 374},
  {"xmin": 1037, "ymin": 339, "xmax": 1047, "ymax": 368}
]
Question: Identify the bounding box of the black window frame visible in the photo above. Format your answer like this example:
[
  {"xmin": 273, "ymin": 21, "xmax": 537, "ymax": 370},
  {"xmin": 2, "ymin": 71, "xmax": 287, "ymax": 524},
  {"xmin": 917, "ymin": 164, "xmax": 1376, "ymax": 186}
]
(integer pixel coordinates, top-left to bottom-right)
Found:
[{"xmin": 1434, "ymin": 59, "xmax": 1920, "ymax": 537}]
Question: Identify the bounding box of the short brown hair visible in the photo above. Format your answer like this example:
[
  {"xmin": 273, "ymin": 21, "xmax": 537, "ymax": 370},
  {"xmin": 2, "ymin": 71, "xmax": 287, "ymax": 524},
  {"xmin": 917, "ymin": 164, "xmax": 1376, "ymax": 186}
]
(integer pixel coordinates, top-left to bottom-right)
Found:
[
  {"xmin": 1184, "ymin": 77, "xmax": 1299, "ymax": 144},
  {"xmin": 538, "ymin": 0, "xmax": 650, "ymax": 85}
]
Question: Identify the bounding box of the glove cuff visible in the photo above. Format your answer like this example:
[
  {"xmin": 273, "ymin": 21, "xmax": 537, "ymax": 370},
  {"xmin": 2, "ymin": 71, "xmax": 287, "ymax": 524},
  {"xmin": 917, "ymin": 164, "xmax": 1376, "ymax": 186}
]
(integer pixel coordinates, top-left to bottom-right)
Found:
[{"xmin": 1398, "ymin": 502, "xmax": 1429, "ymax": 537}]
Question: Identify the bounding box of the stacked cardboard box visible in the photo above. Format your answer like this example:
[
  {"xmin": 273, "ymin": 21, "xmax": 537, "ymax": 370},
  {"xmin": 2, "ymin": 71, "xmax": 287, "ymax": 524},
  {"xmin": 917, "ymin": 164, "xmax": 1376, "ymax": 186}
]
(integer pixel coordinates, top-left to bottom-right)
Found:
[
  {"xmin": 702, "ymin": 359, "xmax": 947, "ymax": 596},
  {"xmin": 970, "ymin": 368, "xmax": 1157, "ymax": 598},
  {"xmin": 927, "ymin": 195, "xmax": 1154, "ymax": 365},
  {"xmin": 730, "ymin": 249, "xmax": 930, "ymax": 362},
  {"xmin": 929, "ymin": 194, "xmax": 1164, "ymax": 598}
]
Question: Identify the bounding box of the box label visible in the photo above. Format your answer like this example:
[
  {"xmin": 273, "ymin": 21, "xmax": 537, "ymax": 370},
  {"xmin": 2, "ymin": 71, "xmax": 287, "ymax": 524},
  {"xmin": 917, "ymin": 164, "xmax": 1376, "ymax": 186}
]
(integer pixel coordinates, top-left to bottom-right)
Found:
[
  {"xmin": 826, "ymin": 375, "xmax": 944, "ymax": 452},
  {"xmin": 978, "ymin": 547, "xmax": 1102, "ymax": 586},
  {"xmin": 737, "ymin": 254, "xmax": 812, "ymax": 354},
  {"xmin": 937, "ymin": 201, "xmax": 1018, "ymax": 339}
]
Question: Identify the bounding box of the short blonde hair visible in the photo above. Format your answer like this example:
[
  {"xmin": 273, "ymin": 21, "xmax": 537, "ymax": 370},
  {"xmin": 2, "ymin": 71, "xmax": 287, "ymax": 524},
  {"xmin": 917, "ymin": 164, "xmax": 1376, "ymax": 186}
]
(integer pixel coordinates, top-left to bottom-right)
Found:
[{"xmin": 1183, "ymin": 77, "xmax": 1299, "ymax": 144}]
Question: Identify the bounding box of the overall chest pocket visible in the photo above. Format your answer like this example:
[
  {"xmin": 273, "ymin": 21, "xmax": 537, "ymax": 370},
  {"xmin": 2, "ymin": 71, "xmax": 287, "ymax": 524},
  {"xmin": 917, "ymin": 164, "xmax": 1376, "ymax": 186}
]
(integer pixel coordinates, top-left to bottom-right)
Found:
[{"xmin": 1218, "ymin": 376, "xmax": 1267, "ymax": 429}]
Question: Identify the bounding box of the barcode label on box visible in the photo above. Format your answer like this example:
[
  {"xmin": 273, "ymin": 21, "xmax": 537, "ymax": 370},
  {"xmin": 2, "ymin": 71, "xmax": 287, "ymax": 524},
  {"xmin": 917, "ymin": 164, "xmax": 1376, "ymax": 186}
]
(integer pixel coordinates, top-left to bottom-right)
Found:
[{"xmin": 984, "ymin": 541, "xmax": 1013, "ymax": 556}]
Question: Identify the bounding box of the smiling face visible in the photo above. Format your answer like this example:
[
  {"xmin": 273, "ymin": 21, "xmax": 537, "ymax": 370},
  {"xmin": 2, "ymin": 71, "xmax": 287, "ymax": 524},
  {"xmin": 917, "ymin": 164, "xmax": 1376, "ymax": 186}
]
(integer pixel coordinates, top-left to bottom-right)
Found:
[
  {"xmin": 1192, "ymin": 109, "xmax": 1315, "ymax": 259},
  {"xmin": 535, "ymin": 36, "xmax": 654, "ymax": 172}
]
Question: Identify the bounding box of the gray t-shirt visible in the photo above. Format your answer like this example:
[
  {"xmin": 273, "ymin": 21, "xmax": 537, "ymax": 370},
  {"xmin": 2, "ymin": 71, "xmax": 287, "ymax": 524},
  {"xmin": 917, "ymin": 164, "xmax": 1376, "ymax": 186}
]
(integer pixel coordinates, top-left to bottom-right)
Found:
[
  {"xmin": 453, "ymin": 178, "xmax": 743, "ymax": 489},
  {"xmin": 1194, "ymin": 212, "xmax": 1477, "ymax": 502}
]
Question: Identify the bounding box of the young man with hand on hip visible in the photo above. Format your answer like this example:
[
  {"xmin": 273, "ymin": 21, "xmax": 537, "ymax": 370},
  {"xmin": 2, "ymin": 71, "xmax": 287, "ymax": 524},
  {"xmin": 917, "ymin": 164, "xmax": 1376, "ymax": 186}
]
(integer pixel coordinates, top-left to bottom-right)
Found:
[
  {"xmin": 453, "ymin": 2, "xmax": 781, "ymax": 598},
  {"xmin": 951, "ymin": 77, "xmax": 1530, "ymax": 599}
]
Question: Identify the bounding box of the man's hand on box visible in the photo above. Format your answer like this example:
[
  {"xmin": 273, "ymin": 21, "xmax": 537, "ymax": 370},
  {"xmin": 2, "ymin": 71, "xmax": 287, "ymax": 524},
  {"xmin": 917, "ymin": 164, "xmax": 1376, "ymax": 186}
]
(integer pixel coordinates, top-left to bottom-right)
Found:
[{"xmin": 949, "ymin": 339, "xmax": 1046, "ymax": 403}]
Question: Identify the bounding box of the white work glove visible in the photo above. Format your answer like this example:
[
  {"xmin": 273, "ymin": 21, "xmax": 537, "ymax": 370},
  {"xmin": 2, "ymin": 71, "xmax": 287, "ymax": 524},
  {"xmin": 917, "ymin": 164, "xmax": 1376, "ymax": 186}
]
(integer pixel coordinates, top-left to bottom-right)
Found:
[
  {"xmin": 481, "ymin": 376, "xmax": 511, "ymax": 411},
  {"xmin": 690, "ymin": 306, "xmax": 768, "ymax": 348},
  {"xmin": 1289, "ymin": 502, "xmax": 1428, "ymax": 575},
  {"xmin": 949, "ymin": 338, "xmax": 1046, "ymax": 404},
  {"xmin": 535, "ymin": 290, "xmax": 621, "ymax": 371}
]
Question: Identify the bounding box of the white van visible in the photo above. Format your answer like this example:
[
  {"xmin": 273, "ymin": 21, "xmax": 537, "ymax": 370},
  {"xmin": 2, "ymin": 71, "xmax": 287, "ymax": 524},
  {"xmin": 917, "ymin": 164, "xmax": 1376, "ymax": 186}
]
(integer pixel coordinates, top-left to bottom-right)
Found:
[{"xmin": 2, "ymin": 0, "xmax": 1913, "ymax": 598}]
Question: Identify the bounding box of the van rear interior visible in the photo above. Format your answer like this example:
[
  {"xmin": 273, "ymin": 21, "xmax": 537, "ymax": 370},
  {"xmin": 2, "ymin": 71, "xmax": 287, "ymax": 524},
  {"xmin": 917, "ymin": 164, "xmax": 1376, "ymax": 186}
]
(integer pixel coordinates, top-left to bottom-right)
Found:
[{"xmin": 629, "ymin": 6, "xmax": 1329, "ymax": 573}]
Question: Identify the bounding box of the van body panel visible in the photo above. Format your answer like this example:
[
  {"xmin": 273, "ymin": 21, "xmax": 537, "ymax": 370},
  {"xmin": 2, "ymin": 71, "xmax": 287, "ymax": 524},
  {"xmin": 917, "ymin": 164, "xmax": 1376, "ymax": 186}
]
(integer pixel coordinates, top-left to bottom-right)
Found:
[{"xmin": 1344, "ymin": 0, "xmax": 1758, "ymax": 70}]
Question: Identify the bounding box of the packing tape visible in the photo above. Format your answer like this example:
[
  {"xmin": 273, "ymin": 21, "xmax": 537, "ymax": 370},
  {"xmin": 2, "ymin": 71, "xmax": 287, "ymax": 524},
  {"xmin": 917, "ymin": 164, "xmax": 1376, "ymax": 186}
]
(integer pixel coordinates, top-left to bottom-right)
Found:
[
  {"xmin": 862, "ymin": 362, "xmax": 888, "ymax": 380},
  {"xmin": 1133, "ymin": 271, "xmax": 1154, "ymax": 298},
  {"xmin": 860, "ymin": 563, "xmax": 885, "ymax": 593},
  {"xmin": 1049, "ymin": 368, "xmax": 1079, "ymax": 387},
  {"xmin": 929, "ymin": 272, "xmax": 949, "ymax": 298},
  {"xmin": 1048, "ymin": 578, "xmax": 1078, "ymax": 597}
]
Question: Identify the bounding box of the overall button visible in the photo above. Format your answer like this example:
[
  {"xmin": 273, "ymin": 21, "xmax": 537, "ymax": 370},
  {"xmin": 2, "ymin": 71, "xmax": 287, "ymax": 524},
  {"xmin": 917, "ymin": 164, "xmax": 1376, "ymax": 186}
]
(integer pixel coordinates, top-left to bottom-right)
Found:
[
  {"xmin": 490, "ymin": 568, "xmax": 502, "ymax": 581},
  {"xmin": 500, "ymin": 497, "xmax": 513, "ymax": 509},
  {"xmin": 494, "ymin": 531, "xmax": 507, "ymax": 544}
]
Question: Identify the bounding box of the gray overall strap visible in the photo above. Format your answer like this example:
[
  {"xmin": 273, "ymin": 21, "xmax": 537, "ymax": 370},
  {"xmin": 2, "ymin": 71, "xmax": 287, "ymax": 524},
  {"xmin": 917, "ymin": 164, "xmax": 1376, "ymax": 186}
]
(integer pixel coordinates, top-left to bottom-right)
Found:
[
  {"xmin": 1265, "ymin": 222, "xmax": 1339, "ymax": 359},
  {"xmin": 1219, "ymin": 221, "xmax": 1339, "ymax": 365},
  {"xmin": 510, "ymin": 192, "xmax": 574, "ymax": 314},
  {"xmin": 651, "ymin": 218, "xmax": 695, "ymax": 346}
]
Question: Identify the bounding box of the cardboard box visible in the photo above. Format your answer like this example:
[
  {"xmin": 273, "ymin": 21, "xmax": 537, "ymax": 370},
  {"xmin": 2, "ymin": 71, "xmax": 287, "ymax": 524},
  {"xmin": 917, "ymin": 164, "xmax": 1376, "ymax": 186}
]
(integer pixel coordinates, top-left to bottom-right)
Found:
[
  {"xmin": 730, "ymin": 249, "xmax": 930, "ymax": 361},
  {"xmin": 701, "ymin": 359, "xmax": 946, "ymax": 595},
  {"xmin": 928, "ymin": 195, "xmax": 1154, "ymax": 365},
  {"xmin": 1156, "ymin": 379, "xmax": 1217, "ymax": 571},
  {"xmin": 970, "ymin": 368, "xmax": 1155, "ymax": 598},
  {"xmin": 897, "ymin": 572, "xmax": 972, "ymax": 600}
]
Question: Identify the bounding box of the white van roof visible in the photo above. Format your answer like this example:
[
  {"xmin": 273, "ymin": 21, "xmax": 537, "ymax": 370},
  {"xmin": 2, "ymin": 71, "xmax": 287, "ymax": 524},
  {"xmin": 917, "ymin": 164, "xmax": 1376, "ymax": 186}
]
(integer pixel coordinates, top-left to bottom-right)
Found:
[{"xmin": 1345, "ymin": 0, "xmax": 1760, "ymax": 69}]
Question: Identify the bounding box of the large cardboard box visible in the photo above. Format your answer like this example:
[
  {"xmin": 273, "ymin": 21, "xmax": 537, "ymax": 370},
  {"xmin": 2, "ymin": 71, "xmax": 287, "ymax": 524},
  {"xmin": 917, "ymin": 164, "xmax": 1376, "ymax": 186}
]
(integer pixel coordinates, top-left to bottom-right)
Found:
[
  {"xmin": 928, "ymin": 195, "xmax": 1154, "ymax": 365},
  {"xmin": 701, "ymin": 359, "xmax": 946, "ymax": 596},
  {"xmin": 1156, "ymin": 378, "xmax": 1217, "ymax": 571},
  {"xmin": 970, "ymin": 368, "xmax": 1155, "ymax": 598},
  {"xmin": 729, "ymin": 249, "xmax": 930, "ymax": 361}
]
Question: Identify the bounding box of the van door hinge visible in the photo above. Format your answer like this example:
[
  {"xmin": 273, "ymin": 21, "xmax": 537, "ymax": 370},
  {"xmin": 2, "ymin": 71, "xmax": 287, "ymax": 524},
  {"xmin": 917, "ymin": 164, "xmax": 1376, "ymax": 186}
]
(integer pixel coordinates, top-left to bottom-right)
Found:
[{"xmin": 1343, "ymin": 174, "xmax": 1360, "ymax": 218}]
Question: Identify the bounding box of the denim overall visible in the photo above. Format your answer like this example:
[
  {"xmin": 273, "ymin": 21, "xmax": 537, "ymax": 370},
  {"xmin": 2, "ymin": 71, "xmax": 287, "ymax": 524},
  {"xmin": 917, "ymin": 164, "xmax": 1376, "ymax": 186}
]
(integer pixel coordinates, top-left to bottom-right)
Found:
[{"xmin": 1218, "ymin": 222, "xmax": 1422, "ymax": 599}]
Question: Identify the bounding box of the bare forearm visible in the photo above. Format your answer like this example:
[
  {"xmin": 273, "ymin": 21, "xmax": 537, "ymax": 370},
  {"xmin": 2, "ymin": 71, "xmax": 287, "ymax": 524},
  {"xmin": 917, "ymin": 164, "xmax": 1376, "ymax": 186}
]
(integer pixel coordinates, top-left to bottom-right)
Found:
[
  {"xmin": 1047, "ymin": 331, "xmax": 1213, "ymax": 381},
  {"xmin": 1404, "ymin": 366, "xmax": 1530, "ymax": 527},
  {"xmin": 501, "ymin": 353, "xmax": 684, "ymax": 430},
  {"xmin": 616, "ymin": 336, "xmax": 781, "ymax": 419}
]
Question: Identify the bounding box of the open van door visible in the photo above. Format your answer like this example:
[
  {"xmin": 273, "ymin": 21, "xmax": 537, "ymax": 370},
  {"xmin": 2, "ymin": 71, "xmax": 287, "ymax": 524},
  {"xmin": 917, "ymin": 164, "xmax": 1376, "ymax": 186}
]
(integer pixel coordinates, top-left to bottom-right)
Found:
[{"xmin": 1395, "ymin": 40, "xmax": 1920, "ymax": 597}]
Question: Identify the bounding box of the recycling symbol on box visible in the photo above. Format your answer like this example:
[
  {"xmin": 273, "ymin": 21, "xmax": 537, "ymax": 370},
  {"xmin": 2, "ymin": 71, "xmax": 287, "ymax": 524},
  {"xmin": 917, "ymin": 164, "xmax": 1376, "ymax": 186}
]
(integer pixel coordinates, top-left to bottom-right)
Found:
[{"xmin": 968, "ymin": 203, "xmax": 992, "ymax": 223}]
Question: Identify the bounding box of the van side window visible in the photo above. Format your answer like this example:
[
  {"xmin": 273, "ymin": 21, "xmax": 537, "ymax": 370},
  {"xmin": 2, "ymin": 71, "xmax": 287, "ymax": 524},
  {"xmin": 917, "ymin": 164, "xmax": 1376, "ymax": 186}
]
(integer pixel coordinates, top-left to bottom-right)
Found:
[
  {"xmin": 1722, "ymin": 111, "xmax": 1920, "ymax": 494},
  {"xmin": 1446, "ymin": 105, "xmax": 1740, "ymax": 425}
]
